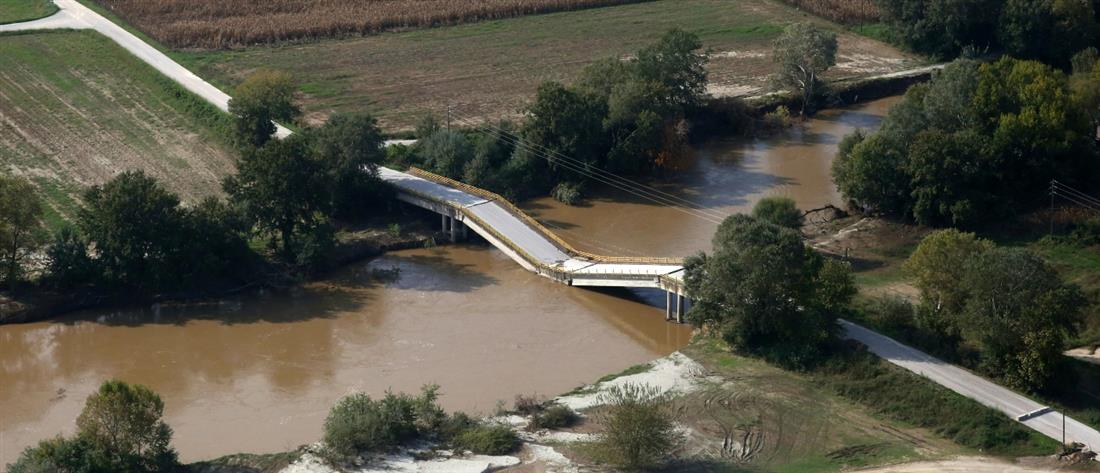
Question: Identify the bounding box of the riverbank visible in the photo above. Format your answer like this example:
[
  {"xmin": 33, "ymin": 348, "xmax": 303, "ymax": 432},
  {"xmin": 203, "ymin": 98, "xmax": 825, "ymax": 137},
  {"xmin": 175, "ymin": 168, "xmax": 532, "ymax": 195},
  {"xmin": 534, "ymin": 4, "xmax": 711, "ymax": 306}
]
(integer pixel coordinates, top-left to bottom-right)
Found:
[
  {"xmin": 183, "ymin": 332, "xmax": 1089, "ymax": 473},
  {"xmin": 0, "ymin": 211, "xmax": 440, "ymax": 325}
]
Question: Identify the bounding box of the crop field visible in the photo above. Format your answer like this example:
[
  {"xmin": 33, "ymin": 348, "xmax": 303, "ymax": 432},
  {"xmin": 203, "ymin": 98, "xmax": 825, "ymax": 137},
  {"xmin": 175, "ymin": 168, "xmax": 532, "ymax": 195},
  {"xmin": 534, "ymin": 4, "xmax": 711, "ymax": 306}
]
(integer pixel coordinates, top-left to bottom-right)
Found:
[
  {"xmin": 177, "ymin": 0, "xmax": 920, "ymax": 131},
  {"xmin": 90, "ymin": 0, "xmax": 655, "ymax": 49},
  {"xmin": 0, "ymin": 0, "xmax": 57, "ymax": 24},
  {"xmin": 0, "ymin": 30, "xmax": 237, "ymax": 229},
  {"xmin": 780, "ymin": 0, "xmax": 880, "ymax": 25}
]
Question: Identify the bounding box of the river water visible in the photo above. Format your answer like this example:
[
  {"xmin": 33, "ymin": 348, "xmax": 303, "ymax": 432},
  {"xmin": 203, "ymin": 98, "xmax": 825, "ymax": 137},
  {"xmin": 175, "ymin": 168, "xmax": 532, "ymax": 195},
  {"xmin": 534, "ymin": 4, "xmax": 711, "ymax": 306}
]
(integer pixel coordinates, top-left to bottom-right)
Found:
[{"xmin": 0, "ymin": 96, "xmax": 898, "ymax": 467}]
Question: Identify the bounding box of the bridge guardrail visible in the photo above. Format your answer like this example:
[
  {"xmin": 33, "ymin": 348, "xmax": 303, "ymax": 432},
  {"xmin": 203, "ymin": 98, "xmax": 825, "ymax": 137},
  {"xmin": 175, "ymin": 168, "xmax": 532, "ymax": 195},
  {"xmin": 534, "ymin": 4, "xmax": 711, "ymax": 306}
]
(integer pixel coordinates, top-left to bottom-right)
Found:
[{"xmin": 406, "ymin": 167, "xmax": 683, "ymax": 266}]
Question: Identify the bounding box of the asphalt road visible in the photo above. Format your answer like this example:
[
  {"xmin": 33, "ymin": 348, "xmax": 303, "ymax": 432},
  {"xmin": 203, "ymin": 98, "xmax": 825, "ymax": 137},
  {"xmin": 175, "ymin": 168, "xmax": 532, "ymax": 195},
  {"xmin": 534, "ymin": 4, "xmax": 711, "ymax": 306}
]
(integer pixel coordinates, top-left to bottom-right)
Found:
[{"xmin": 840, "ymin": 319, "xmax": 1100, "ymax": 451}]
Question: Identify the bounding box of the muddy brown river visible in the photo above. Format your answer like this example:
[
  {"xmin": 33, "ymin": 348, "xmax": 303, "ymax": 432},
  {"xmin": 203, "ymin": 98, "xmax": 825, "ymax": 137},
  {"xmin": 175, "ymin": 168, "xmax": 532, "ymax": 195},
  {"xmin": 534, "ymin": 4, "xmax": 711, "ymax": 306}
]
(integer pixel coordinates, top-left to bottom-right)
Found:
[{"xmin": 0, "ymin": 97, "xmax": 898, "ymax": 467}]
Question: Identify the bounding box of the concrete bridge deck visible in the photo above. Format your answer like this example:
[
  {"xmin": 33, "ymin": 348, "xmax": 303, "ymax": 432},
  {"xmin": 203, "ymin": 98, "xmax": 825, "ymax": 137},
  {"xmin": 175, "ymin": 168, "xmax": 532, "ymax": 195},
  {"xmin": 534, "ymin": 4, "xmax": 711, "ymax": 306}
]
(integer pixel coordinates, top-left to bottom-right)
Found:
[{"xmin": 378, "ymin": 167, "xmax": 689, "ymax": 321}]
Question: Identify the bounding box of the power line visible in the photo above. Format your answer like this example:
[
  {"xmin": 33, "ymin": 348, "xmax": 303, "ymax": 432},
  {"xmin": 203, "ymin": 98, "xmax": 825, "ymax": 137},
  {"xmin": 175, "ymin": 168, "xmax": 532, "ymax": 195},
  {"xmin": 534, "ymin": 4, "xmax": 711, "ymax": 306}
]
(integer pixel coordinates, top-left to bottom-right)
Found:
[
  {"xmin": 450, "ymin": 112, "xmax": 730, "ymax": 222},
  {"xmin": 1052, "ymin": 180, "xmax": 1100, "ymax": 208},
  {"xmin": 449, "ymin": 115, "xmax": 726, "ymax": 224}
]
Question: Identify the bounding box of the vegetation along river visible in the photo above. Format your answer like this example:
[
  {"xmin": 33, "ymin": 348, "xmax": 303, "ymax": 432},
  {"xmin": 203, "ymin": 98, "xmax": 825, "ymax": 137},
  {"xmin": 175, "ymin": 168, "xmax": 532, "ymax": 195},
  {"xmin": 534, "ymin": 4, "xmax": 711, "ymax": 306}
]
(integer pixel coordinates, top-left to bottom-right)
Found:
[{"xmin": 0, "ymin": 96, "xmax": 898, "ymax": 466}]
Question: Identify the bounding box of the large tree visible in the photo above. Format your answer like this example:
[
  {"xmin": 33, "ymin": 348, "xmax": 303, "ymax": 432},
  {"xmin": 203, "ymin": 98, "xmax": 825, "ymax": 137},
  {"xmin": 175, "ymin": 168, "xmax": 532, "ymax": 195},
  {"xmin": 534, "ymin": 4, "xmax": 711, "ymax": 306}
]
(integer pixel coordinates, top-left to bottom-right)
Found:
[
  {"xmin": 310, "ymin": 113, "xmax": 388, "ymax": 219},
  {"xmin": 903, "ymin": 229, "xmax": 993, "ymax": 322},
  {"xmin": 79, "ymin": 171, "xmax": 185, "ymax": 292},
  {"xmin": 876, "ymin": 0, "xmax": 999, "ymax": 58},
  {"xmin": 684, "ymin": 215, "xmax": 854, "ymax": 367},
  {"xmin": 76, "ymin": 380, "xmax": 177, "ymax": 472},
  {"xmin": 223, "ymin": 134, "xmax": 331, "ymax": 260},
  {"xmin": 772, "ymin": 22, "xmax": 837, "ymax": 115},
  {"xmin": 960, "ymin": 248, "xmax": 1085, "ymax": 391},
  {"xmin": 0, "ymin": 175, "xmax": 45, "ymax": 290},
  {"xmin": 227, "ymin": 70, "xmax": 300, "ymax": 149}
]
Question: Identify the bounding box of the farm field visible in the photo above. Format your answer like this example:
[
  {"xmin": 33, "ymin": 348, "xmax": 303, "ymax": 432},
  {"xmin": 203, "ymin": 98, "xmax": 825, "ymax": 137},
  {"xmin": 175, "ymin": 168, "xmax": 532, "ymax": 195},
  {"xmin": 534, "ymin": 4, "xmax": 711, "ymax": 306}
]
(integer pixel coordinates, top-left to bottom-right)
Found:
[
  {"xmin": 0, "ymin": 0, "xmax": 57, "ymax": 24},
  {"xmin": 172, "ymin": 0, "xmax": 922, "ymax": 131},
  {"xmin": 89, "ymin": 0, "xmax": 655, "ymax": 49},
  {"xmin": 0, "ymin": 30, "xmax": 237, "ymax": 229}
]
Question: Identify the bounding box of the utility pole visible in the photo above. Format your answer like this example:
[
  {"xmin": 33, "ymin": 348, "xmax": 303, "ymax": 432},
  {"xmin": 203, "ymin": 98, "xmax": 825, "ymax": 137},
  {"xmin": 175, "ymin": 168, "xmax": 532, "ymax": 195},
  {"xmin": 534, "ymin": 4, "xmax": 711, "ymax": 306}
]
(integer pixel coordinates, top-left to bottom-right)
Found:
[
  {"xmin": 1050, "ymin": 180, "xmax": 1055, "ymax": 236},
  {"xmin": 446, "ymin": 104, "xmax": 453, "ymax": 131}
]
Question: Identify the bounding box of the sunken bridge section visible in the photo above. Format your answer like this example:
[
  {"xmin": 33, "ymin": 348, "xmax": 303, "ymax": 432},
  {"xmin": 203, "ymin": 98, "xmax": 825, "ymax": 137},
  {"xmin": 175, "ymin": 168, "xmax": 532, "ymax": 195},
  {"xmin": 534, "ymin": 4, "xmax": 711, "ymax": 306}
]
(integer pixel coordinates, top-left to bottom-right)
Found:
[{"xmin": 379, "ymin": 167, "xmax": 690, "ymax": 322}]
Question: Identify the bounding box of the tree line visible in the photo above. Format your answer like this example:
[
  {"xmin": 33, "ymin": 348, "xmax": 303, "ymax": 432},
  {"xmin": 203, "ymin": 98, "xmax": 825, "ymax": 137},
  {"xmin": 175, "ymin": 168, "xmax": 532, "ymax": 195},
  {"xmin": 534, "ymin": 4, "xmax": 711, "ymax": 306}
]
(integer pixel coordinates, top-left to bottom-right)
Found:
[
  {"xmin": 876, "ymin": 0, "xmax": 1100, "ymax": 67},
  {"xmin": 833, "ymin": 54, "xmax": 1100, "ymax": 228},
  {"xmin": 1, "ymin": 72, "xmax": 392, "ymax": 295},
  {"xmin": 387, "ymin": 28, "xmax": 708, "ymax": 204}
]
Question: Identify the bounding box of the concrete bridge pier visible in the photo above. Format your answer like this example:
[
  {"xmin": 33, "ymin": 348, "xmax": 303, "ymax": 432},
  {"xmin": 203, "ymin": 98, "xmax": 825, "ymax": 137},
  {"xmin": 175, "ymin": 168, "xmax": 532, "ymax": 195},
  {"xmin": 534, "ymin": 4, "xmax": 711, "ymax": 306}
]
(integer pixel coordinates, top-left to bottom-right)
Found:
[
  {"xmin": 440, "ymin": 214, "xmax": 468, "ymax": 242},
  {"xmin": 665, "ymin": 290, "xmax": 687, "ymax": 324}
]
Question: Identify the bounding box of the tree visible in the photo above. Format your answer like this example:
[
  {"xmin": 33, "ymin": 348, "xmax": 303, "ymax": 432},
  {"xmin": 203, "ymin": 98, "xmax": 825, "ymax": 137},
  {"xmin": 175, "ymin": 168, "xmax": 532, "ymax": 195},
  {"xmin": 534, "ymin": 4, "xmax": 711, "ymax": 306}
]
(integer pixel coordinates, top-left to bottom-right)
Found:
[
  {"xmin": 633, "ymin": 27, "xmax": 709, "ymax": 110},
  {"xmin": 772, "ymin": 22, "xmax": 837, "ymax": 115},
  {"xmin": 416, "ymin": 128, "xmax": 475, "ymax": 179},
  {"xmin": 224, "ymin": 134, "xmax": 331, "ymax": 260},
  {"xmin": 684, "ymin": 214, "xmax": 853, "ymax": 367},
  {"xmin": 522, "ymin": 81, "xmax": 608, "ymax": 177},
  {"xmin": 76, "ymin": 380, "xmax": 177, "ymax": 471},
  {"xmin": 0, "ymin": 175, "xmax": 45, "ymax": 290},
  {"xmin": 876, "ymin": 0, "xmax": 999, "ymax": 58},
  {"xmin": 751, "ymin": 196, "xmax": 804, "ymax": 229},
  {"xmin": 44, "ymin": 227, "xmax": 96, "ymax": 289},
  {"xmin": 7, "ymin": 436, "xmax": 108, "ymax": 473},
  {"xmin": 227, "ymin": 70, "xmax": 299, "ymax": 149},
  {"xmin": 999, "ymin": 0, "xmax": 1097, "ymax": 67},
  {"xmin": 593, "ymin": 383, "xmax": 682, "ymax": 471},
  {"xmin": 903, "ymin": 229, "xmax": 993, "ymax": 326},
  {"xmin": 78, "ymin": 171, "xmax": 185, "ymax": 292},
  {"xmin": 311, "ymin": 113, "xmax": 388, "ymax": 219},
  {"xmin": 907, "ymin": 129, "xmax": 991, "ymax": 226},
  {"xmin": 832, "ymin": 132, "xmax": 911, "ymax": 217},
  {"xmin": 960, "ymin": 248, "xmax": 1085, "ymax": 391}
]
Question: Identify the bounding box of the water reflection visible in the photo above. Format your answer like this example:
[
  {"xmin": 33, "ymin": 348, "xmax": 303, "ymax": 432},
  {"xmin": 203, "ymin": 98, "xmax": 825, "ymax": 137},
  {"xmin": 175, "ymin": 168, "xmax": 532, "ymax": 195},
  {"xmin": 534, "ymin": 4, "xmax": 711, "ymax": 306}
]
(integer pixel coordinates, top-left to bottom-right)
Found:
[
  {"xmin": 525, "ymin": 96, "xmax": 901, "ymax": 257},
  {"xmin": 0, "ymin": 97, "xmax": 899, "ymax": 467}
]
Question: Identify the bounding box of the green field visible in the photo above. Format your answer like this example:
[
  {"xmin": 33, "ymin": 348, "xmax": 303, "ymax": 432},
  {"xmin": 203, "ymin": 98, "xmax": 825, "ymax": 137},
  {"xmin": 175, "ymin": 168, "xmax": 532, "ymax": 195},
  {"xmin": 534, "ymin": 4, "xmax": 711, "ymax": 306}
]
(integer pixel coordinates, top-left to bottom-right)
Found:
[
  {"xmin": 0, "ymin": 0, "xmax": 56, "ymax": 24},
  {"xmin": 0, "ymin": 30, "xmax": 236, "ymax": 229},
  {"xmin": 172, "ymin": 0, "xmax": 919, "ymax": 131}
]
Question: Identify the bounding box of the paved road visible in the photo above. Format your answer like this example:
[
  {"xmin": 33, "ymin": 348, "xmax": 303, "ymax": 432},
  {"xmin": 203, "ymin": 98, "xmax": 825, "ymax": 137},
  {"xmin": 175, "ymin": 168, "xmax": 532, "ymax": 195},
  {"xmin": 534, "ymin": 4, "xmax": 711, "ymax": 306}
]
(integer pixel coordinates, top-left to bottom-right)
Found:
[
  {"xmin": 0, "ymin": 0, "xmax": 293, "ymax": 138},
  {"xmin": 841, "ymin": 319, "xmax": 1100, "ymax": 451}
]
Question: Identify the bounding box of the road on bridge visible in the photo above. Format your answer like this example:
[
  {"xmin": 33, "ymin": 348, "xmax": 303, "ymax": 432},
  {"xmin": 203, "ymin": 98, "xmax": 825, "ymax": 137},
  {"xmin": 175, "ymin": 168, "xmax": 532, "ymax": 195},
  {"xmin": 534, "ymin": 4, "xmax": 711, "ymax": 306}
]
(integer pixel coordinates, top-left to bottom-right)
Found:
[{"xmin": 841, "ymin": 319, "xmax": 1100, "ymax": 452}]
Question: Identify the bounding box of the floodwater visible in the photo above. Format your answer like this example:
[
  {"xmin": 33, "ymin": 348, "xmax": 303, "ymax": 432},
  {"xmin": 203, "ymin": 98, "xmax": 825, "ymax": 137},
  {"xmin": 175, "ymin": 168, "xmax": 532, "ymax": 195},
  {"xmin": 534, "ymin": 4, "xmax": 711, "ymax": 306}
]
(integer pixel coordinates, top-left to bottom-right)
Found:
[
  {"xmin": 0, "ymin": 96, "xmax": 898, "ymax": 468},
  {"xmin": 526, "ymin": 96, "xmax": 901, "ymax": 257}
]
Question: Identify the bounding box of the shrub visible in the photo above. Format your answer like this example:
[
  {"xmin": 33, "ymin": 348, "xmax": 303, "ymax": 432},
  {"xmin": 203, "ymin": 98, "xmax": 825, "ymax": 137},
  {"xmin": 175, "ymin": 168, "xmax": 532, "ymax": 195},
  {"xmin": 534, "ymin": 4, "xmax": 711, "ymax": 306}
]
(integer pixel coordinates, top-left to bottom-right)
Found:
[
  {"xmin": 593, "ymin": 383, "xmax": 681, "ymax": 470},
  {"xmin": 866, "ymin": 295, "xmax": 915, "ymax": 333},
  {"xmin": 452, "ymin": 424, "xmax": 521, "ymax": 455},
  {"xmin": 513, "ymin": 394, "xmax": 545, "ymax": 415},
  {"xmin": 551, "ymin": 181, "xmax": 583, "ymax": 205},
  {"xmin": 322, "ymin": 386, "xmax": 442, "ymax": 461},
  {"xmin": 531, "ymin": 404, "xmax": 579, "ymax": 430},
  {"xmin": 751, "ymin": 196, "xmax": 803, "ymax": 229},
  {"xmin": 7, "ymin": 436, "xmax": 107, "ymax": 473},
  {"xmin": 438, "ymin": 412, "xmax": 478, "ymax": 442},
  {"xmin": 1069, "ymin": 218, "xmax": 1100, "ymax": 246}
]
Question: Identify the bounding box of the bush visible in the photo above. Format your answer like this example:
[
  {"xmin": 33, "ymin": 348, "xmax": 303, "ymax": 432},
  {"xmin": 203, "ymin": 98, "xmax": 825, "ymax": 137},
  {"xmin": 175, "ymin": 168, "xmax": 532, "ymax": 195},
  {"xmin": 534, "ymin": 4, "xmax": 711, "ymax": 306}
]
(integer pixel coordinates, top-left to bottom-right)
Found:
[
  {"xmin": 322, "ymin": 386, "xmax": 442, "ymax": 461},
  {"xmin": 751, "ymin": 196, "xmax": 803, "ymax": 229},
  {"xmin": 1069, "ymin": 218, "xmax": 1100, "ymax": 246},
  {"xmin": 8, "ymin": 436, "xmax": 107, "ymax": 473},
  {"xmin": 593, "ymin": 383, "xmax": 681, "ymax": 470},
  {"xmin": 866, "ymin": 295, "xmax": 915, "ymax": 333},
  {"xmin": 513, "ymin": 394, "xmax": 544, "ymax": 415},
  {"xmin": 551, "ymin": 181, "xmax": 583, "ymax": 206},
  {"xmin": 452, "ymin": 424, "xmax": 521, "ymax": 455},
  {"xmin": 531, "ymin": 404, "xmax": 579, "ymax": 430}
]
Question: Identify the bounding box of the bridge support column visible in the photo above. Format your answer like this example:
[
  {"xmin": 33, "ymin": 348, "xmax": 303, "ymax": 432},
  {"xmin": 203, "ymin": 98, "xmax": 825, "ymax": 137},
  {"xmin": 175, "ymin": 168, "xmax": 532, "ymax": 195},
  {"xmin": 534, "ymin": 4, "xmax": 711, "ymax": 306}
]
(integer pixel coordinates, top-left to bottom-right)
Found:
[
  {"xmin": 441, "ymin": 214, "xmax": 449, "ymax": 233},
  {"xmin": 449, "ymin": 218, "xmax": 458, "ymax": 242},
  {"xmin": 675, "ymin": 292, "xmax": 685, "ymax": 324},
  {"xmin": 665, "ymin": 291, "xmax": 673, "ymax": 321}
]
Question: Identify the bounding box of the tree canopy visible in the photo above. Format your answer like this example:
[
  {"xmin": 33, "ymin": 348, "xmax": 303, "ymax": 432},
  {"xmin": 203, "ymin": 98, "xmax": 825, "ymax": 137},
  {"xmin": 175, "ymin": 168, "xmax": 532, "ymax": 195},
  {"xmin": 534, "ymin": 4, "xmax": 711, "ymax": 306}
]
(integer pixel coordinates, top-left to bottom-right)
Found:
[
  {"xmin": 0, "ymin": 175, "xmax": 45, "ymax": 290},
  {"xmin": 228, "ymin": 70, "xmax": 300, "ymax": 149},
  {"xmin": 772, "ymin": 22, "xmax": 838, "ymax": 115},
  {"xmin": 684, "ymin": 214, "xmax": 854, "ymax": 368},
  {"xmin": 833, "ymin": 57, "xmax": 1098, "ymax": 227}
]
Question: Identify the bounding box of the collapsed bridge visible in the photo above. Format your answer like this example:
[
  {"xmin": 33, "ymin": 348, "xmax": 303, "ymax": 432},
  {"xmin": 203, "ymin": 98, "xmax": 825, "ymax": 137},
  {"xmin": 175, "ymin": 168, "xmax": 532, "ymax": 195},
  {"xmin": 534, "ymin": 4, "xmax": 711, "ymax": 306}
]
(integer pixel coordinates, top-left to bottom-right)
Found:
[{"xmin": 379, "ymin": 167, "xmax": 690, "ymax": 323}]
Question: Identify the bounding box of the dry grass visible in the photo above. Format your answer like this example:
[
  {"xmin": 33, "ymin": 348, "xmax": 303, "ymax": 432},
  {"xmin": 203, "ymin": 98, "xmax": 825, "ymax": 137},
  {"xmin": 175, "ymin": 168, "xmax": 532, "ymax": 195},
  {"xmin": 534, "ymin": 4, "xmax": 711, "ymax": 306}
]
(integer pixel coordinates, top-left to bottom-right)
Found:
[
  {"xmin": 780, "ymin": 0, "xmax": 880, "ymax": 25},
  {"xmin": 92, "ymin": 0, "xmax": 654, "ymax": 49}
]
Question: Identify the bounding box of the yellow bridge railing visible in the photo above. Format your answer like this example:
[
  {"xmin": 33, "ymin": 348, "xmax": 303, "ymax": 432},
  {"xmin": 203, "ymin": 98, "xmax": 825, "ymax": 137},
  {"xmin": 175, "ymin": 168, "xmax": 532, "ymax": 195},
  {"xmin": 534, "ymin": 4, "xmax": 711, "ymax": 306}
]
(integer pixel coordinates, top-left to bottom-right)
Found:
[{"xmin": 406, "ymin": 167, "xmax": 683, "ymax": 266}]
